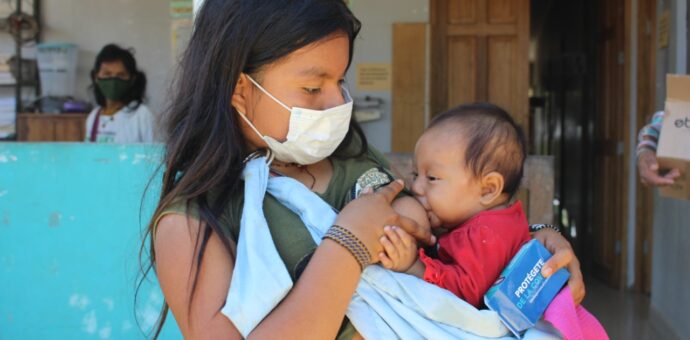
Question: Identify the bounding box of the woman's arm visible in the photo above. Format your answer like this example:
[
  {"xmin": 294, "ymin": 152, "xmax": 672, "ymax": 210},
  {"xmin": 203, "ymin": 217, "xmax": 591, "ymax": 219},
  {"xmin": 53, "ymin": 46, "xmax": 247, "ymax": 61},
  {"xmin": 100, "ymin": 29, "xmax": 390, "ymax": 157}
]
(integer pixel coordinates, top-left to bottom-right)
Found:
[
  {"xmin": 155, "ymin": 181, "xmax": 429, "ymax": 339},
  {"xmin": 155, "ymin": 214, "xmax": 240, "ymax": 339},
  {"xmin": 532, "ymin": 228, "xmax": 585, "ymax": 304},
  {"xmin": 636, "ymin": 111, "xmax": 681, "ymax": 186},
  {"xmin": 156, "ymin": 213, "xmax": 363, "ymax": 339},
  {"xmin": 638, "ymin": 149, "xmax": 681, "ymax": 186}
]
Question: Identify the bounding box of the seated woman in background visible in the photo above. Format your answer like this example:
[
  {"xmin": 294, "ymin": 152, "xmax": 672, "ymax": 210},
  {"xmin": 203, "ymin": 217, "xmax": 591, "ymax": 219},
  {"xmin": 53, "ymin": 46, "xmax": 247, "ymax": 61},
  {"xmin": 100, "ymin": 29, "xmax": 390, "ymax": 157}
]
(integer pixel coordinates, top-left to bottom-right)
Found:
[{"xmin": 85, "ymin": 44, "xmax": 156, "ymax": 143}]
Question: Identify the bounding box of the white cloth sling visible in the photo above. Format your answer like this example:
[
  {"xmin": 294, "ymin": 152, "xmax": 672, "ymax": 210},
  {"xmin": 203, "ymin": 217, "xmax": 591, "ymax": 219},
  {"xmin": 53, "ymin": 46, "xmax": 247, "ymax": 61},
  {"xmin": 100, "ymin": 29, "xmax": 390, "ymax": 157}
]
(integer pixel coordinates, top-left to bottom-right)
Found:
[{"xmin": 221, "ymin": 157, "xmax": 560, "ymax": 339}]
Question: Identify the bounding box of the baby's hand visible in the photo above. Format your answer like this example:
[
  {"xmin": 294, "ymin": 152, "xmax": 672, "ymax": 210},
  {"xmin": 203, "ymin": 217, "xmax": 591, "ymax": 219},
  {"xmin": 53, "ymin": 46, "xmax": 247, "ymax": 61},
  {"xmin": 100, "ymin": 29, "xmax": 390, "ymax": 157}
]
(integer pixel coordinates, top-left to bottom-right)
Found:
[{"xmin": 379, "ymin": 226, "xmax": 418, "ymax": 272}]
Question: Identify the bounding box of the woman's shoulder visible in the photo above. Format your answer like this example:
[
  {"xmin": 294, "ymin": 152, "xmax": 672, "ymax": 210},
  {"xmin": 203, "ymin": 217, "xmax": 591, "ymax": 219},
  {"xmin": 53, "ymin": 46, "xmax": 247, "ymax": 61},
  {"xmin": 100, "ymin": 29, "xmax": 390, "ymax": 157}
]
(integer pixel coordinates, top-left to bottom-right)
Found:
[
  {"xmin": 337, "ymin": 135, "xmax": 393, "ymax": 180},
  {"xmin": 364, "ymin": 144, "xmax": 391, "ymax": 169},
  {"xmin": 85, "ymin": 106, "xmax": 102, "ymax": 121},
  {"xmin": 154, "ymin": 189, "xmax": 245, "ymax": 240},
  {"xmin": 338, "ymin": 132, "xmax": 391, "ymax": 168},
  {"xmin": 87, "ymin": 105, "xmax": 102, "ymax": 115},
  {"xmin": 326, "ymin": 139, "xmax": 399, "ymax": 208},
  {"xmin": 153, "ymin": 199, "xmax": 199, "ymax": 241},
  {"xmin": 121, "ymin": 102, "xmax": 153, "ymax": 116}
]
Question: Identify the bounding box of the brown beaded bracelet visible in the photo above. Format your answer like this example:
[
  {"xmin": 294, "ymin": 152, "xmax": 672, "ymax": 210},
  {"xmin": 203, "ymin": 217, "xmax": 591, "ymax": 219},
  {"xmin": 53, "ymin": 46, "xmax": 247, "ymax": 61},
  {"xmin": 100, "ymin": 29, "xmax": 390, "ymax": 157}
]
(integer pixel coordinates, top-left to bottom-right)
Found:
[{"xmin": 323, "ymin": 225, "xmax": 371, "ymax": 271}]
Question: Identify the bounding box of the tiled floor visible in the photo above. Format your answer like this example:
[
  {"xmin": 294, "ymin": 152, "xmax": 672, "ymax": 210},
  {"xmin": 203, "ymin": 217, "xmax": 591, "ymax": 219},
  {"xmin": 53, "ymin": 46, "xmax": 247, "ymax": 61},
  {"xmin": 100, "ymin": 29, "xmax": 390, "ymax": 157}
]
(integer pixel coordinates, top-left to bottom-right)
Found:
[{"xmin": 582, "ymin": 278, "xmax": 665, "ymax": 340}]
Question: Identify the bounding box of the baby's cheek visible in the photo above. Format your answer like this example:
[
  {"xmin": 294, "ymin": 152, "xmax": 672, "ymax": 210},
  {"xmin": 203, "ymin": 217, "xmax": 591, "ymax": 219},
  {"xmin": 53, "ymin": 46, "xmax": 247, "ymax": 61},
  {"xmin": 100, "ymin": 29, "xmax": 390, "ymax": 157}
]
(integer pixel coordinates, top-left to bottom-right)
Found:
[
  {"xmin": 430, "ymin": 194, "xmax": 468, "ymax": 227},
  {"xmin": 426, "ymin": 195, "xmax": 450, "ymax": 225}
]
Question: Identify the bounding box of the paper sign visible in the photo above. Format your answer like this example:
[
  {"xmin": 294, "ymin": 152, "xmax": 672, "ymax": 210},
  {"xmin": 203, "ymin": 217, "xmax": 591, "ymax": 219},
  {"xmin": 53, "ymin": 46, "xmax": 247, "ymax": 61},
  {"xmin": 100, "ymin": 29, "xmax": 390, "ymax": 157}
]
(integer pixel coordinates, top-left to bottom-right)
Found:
[
  {"xmin": 357, "ymin": 63, "xmax": 391, "ymax": 91},
  {"xmin": 170, "ymin": 0, "xmax": 194, "ymax": 19},
  {"xmin": 659, "ymin": 10, "xmax": 670, "ymax": 49}
]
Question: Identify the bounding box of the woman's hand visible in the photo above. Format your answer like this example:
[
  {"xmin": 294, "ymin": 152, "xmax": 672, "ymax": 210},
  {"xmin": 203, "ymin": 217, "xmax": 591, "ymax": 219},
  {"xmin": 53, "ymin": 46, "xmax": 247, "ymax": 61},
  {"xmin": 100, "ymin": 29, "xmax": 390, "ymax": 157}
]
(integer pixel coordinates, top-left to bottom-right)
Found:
[
  {"xmin": 638, "ymin": 149, "xmax": 681, "ymax": 186},
  {"xmin": 533, "ymin": 229, "xmax": 585, "ymax": 304},
  {"xmin": 334, "ymin": 180, "xmax": 435, "ymax": 263}
]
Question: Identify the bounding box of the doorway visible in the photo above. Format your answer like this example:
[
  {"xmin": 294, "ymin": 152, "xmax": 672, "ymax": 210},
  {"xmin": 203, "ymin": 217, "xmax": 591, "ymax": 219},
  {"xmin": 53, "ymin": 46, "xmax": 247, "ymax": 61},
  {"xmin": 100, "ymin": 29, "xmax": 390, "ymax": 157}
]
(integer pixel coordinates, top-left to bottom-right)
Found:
[
  {"xmin": 426, "ymin": 0, "xmax": 656, "ymax": 289},
  {"xmin": 530, "ymin": 0, "xmax": 600, "ymax": 281}
]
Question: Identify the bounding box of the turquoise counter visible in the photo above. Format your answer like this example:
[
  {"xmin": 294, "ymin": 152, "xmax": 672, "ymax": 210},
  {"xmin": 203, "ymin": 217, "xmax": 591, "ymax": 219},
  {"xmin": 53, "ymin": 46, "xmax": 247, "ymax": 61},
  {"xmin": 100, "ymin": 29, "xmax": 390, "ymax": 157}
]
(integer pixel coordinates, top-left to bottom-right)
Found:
[{"xmin": 0, "ymin": 143, "xmax": 182, "ymax": 339}]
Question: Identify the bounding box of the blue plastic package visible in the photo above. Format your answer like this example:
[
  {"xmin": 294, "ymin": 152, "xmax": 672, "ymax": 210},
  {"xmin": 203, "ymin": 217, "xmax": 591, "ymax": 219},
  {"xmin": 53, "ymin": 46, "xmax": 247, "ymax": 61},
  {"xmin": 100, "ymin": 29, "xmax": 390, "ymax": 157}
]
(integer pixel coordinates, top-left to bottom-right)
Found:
[{"xmin": 484, "ymin": 239, "xmax": 570, "ymax": 337}]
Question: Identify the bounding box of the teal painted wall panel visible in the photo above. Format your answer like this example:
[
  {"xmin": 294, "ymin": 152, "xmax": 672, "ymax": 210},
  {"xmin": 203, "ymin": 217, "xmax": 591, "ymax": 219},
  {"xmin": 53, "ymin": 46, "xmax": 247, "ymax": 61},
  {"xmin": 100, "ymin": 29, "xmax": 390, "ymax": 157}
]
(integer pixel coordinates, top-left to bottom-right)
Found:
[{"xmin": 0, "ymin": 143, "xmax": 182, "ymax": 339}]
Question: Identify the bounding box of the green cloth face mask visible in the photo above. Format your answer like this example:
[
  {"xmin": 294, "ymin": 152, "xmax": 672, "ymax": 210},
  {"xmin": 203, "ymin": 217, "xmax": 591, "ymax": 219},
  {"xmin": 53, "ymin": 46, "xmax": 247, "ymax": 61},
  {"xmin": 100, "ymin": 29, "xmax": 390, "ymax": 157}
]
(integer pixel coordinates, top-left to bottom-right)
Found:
[{"xmin": 96, "ymin": 78, "xmax": 131, "ymax": 101}]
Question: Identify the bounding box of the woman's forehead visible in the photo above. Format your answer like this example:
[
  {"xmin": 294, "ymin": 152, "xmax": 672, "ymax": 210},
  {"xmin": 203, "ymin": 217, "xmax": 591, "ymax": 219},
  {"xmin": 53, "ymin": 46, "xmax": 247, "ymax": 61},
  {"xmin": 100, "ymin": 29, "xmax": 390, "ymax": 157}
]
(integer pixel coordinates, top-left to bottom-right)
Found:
[
  {"xmin": 268, "ymin": 34, "xmax": 350, "ymax": 80},
  {"xmin": 99, "ymin": 60, "xmax": 127, "ymax": 72}
]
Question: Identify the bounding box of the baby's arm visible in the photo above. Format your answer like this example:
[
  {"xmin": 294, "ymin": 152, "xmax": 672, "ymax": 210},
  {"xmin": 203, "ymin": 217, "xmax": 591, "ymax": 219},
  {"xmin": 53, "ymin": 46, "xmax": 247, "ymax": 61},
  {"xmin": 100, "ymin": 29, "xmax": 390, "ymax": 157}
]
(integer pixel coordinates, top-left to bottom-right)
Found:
[{"xmin": 379, "ymin": 196, "xmax": 430, "ymax": 273}]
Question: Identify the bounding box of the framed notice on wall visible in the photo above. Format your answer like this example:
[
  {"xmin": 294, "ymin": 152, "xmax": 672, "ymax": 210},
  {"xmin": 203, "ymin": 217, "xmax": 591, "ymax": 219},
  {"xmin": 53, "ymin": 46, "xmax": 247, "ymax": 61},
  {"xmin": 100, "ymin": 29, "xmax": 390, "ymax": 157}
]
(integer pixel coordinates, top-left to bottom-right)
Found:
[
  {"xmin": 659, "ymin": 10, "xmax": 670, "ymax": 49},
  {"xmin": 356, "ymin": 63, "xmax": 391, "ymax": 91}
]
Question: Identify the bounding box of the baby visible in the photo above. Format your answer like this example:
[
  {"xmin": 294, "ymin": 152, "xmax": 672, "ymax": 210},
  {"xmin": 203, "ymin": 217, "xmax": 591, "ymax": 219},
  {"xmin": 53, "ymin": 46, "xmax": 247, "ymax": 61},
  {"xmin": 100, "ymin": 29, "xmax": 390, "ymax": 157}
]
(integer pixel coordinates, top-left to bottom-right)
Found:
[{"xmin": 381, "ymin": 102, "xmax": 531, "ymax": 308}]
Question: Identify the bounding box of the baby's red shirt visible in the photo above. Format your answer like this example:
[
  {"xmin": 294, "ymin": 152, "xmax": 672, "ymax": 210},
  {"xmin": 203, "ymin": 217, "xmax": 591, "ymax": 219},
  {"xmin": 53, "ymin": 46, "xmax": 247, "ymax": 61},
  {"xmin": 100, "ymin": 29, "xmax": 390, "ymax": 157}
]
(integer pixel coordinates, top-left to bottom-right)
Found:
[{"xmin": 418, "ymin": 201, "xmax": 531, "ymax": 308}]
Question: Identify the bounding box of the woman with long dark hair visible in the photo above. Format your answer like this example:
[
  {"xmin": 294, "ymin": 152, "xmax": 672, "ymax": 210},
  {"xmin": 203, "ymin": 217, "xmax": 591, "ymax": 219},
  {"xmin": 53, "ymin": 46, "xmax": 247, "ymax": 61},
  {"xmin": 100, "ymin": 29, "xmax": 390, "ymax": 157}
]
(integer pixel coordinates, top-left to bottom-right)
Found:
[
  {"xmin": 85, "ymin": 44, "xmax": 155, "ymax": 143},
  {"xmin": 144, "ymin": 1, "xmax": 584, "ymax": 338}
]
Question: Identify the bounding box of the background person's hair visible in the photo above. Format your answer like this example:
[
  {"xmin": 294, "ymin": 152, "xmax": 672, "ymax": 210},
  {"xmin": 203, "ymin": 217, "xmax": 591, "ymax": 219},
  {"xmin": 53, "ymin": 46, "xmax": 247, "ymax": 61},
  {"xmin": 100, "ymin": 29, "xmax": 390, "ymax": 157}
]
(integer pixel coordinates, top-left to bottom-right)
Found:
[
  {"xmin": 429, "ymin": 102, "xmax": 527, "ymax": 198},
  {"xmin": 138, "ymin": 0, "xmax": 364, "ymax": 337},
  {"xmin": 90, "ymin": 43, "xmax": 147, "ymax": 109}
]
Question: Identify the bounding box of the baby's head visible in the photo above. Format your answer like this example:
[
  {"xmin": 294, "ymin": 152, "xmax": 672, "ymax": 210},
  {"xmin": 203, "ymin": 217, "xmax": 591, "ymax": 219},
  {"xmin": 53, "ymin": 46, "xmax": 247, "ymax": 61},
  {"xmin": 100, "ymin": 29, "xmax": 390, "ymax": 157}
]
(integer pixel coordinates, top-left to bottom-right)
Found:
[{"xmin": 412, "ymin": 103, "xmax": 526, "ymax": 229}]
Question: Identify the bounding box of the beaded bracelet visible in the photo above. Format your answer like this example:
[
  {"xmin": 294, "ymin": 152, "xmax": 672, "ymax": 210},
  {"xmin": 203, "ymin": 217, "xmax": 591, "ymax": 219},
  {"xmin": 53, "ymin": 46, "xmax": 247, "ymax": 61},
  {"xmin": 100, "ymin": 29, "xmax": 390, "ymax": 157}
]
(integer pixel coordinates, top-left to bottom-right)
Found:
[
  {"xmin": 323, "ymin": 225, "xmax": 371, "ymax": 271},
  {"xmin": 529, "ymin": 224, "xmax": 562, "ymax": 234}
]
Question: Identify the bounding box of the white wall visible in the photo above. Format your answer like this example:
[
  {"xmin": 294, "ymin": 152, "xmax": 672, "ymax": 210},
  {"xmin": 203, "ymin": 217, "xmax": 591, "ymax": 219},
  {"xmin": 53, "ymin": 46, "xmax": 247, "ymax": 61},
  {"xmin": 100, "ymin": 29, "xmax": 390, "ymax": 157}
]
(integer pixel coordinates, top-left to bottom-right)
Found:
[
  {"xmin": 40, "ymin": 0, "xmax": 173, "ymax": 115},
  {"xmin": 347, "ymin": 0, "xmax": 429, "ymax": 152}
]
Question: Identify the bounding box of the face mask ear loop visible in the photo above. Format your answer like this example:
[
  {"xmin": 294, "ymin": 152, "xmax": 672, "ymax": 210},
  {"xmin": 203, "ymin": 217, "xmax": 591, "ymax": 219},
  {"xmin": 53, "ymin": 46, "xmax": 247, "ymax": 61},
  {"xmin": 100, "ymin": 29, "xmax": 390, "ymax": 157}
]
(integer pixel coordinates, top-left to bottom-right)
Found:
[
  {"xmin": 237, "ymin": 110, "xmax": 265, "ymax": 140},
  {"xmin": 265, "ymin": 149, "xmax": 275, "ymax": 165},
  {"xmin": 237, "ymin": 110, "xmax": 275, "ymax": 165},
  {"xmin": 245, "ymin": 74, "xmax": 292, "ymax": 111},
  {"xmin": 341, "ymin": 86, "xmax": 353, "ymax": 104}
]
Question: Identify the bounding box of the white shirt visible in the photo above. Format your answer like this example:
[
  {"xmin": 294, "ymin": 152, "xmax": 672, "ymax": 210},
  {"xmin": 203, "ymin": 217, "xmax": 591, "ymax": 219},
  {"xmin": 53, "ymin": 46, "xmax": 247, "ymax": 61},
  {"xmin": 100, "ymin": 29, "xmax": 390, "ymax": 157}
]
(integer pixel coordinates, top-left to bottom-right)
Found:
[{"xmin": 84, "ymin": 103, "xmax": 157, "ymax": 143}]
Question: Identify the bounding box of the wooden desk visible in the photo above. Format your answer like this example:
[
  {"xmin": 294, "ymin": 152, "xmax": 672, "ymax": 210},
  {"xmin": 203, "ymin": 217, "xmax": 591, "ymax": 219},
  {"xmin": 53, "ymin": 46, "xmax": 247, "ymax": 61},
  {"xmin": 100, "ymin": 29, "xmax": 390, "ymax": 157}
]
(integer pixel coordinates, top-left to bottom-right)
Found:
[{"xmin": 17, "ymin": 113, "xmax": 88, "ymax": 142}]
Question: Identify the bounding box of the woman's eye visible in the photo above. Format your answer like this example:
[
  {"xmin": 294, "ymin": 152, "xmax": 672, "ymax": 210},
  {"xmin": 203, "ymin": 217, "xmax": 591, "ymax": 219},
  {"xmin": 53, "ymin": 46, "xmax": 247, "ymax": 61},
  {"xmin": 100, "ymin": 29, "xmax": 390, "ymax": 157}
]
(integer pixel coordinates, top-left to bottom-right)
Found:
[
  {"xmin": 303, "ymin": 87, "xmax": 321, "ymax": 95},
  {"xmin": 427, "ymin": 175, "xmax": 439, "ymax": 181},
  {"xmin": 411, "ymin": 171, "xmax": 418, "ymax": 179}
]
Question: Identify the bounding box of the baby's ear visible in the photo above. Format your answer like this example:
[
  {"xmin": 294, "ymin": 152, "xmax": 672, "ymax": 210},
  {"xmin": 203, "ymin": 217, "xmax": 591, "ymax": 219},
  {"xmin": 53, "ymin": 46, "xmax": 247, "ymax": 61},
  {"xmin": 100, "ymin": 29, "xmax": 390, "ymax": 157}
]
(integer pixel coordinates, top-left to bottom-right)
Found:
[{"xmin": 479, "ymin": 172, "xmax": 505, "ymax": 206}]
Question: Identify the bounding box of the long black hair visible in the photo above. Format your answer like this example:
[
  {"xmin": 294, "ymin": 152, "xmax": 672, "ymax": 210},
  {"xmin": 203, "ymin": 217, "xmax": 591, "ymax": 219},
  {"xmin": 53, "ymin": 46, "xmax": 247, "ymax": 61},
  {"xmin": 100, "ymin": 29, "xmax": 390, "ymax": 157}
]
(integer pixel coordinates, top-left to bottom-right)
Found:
[
  {"xmin": 138, "ymin": 0, "xmax": 364, "ymax": 337},
  {"xmin": 90, "ymin": 44, "xmax": 147, "ymax": 109}
]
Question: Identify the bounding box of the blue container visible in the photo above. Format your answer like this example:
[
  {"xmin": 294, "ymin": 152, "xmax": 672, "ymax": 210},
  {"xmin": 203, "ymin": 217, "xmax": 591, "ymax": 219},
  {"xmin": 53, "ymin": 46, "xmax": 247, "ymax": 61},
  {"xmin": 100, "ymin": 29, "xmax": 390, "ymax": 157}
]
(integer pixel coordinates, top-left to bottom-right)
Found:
[{"xmin": 484, "ymin": 239, "xmax": 570, "ymax": 337}]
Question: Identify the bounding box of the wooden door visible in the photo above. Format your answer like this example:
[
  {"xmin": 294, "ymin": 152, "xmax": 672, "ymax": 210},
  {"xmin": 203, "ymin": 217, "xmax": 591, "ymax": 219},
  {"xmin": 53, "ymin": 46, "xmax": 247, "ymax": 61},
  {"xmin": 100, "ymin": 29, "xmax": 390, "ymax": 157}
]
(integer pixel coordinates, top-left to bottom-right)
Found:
[
  {"xmin": 392, "ymin": 23, "xmax": 428, "ymax": 152},
  {"xmin": 634, "ymin": 0, "xmax": 656, "ymax": 294},
  {"xmin": 430, "ymin": 0, "xmax": 530, "ymax": 132},
  {"xmin": 591, "ymin": 0, "xmax": 629, "ymax": 288}
]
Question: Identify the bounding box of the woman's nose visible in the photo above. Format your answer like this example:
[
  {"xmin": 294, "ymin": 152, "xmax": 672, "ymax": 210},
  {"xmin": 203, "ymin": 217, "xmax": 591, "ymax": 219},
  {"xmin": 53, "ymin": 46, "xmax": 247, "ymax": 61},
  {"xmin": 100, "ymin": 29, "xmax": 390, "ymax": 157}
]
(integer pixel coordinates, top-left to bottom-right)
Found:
[{"xmin": 324, "ymin": 86, "xmax": 348, "ymax": 109}]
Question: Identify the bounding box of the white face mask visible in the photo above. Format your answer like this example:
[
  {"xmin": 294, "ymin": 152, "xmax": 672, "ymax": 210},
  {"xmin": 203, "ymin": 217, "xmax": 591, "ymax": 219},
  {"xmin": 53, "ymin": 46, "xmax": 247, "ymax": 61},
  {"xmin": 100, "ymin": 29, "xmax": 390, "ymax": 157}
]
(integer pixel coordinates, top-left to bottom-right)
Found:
[{"xmin": 238, "ymin": 75, "xmax": 353, "ymax": 165}]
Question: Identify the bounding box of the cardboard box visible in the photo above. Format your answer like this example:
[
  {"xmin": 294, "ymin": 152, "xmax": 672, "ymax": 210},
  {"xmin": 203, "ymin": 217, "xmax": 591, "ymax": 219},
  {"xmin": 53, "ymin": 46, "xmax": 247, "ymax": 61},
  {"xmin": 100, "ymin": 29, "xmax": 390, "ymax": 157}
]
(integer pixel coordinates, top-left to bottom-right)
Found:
[
  {"xmin": 657, "ymin": 74, "xmax": 690, "ymax": 200},
  {"xmin": 484, "ymin": 240, "xmax": 570, "ymax": 337}
]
